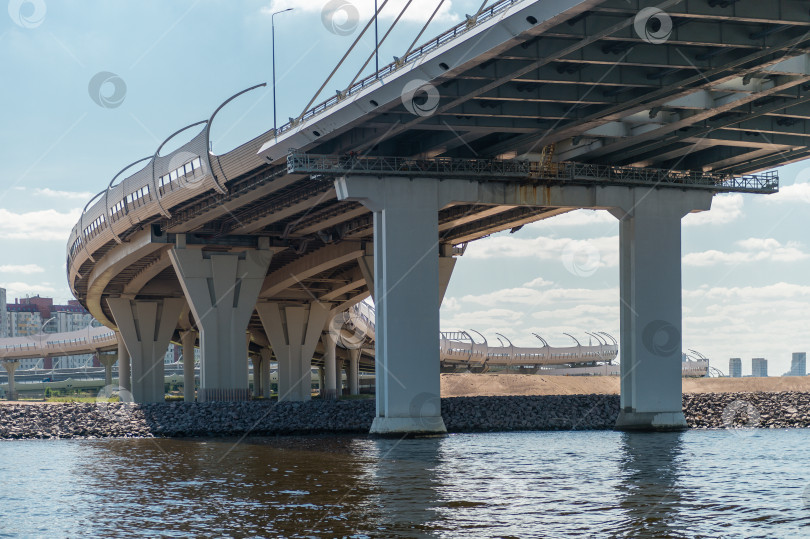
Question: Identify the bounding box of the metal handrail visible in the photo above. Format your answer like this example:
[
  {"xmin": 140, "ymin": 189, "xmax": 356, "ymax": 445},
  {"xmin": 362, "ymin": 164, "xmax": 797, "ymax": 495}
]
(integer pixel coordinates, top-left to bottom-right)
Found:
[{"xmin": 275, "ymin": 0, "xmax": 528, "ymax": 136}]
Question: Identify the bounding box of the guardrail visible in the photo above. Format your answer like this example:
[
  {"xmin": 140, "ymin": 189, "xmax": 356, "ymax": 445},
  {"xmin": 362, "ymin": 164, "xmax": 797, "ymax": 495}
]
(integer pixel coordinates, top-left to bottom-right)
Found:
[
  {"xmin": 0, "ymin": 326, "xmax": 117, "ymax": 360},
  {"xmin": 287, "ymin": 152, "xmax": 779, "ymax": 194},
  {"xmin": 439, "ymin": 330, "xmax": 619, "ymax": 367},
  {"xmin": 280, "ymin": 0, "xmax": 528, "ymax": 134}
]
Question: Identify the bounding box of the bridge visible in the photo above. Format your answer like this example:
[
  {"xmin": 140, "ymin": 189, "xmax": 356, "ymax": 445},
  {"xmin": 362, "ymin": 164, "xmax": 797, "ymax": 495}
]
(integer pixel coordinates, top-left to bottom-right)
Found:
[
  {"xmin": 0, "ymin": 313, "xmax": 623, "ymax": 398},
  {"xmin": 66, "ymin": 0, "xmax": 801, "ymax": 433}
]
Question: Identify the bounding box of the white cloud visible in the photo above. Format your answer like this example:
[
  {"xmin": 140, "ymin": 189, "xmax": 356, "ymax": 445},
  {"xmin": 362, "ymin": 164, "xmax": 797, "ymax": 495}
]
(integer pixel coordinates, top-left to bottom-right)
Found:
[
  {"xmin": 464, "ymin": 234, "xmax": 619, "ymax": 269},
  {"xmin": 0, "ymin": 208, "xmax": 80, "ymax": 241},
  {"xmin": 442, "ymin": 308, "xmax": 525, "ymax": 330},
  {"xmin": 263, "ymin": 0, "xmax": 457, "ymax": 24},
  {"xmin": 0, "ymin": 264, "xmax": 44, "ymax": 273},
  {"xmin": 683, "ymin": 238, "xmax": 808, "ymax": 267},
  {"xmin": 0, "ymin": 282, "xmax": 59, "ymax": 300},
  {"xmin": 525, "ymin": 209, "xmax": 615, "ymax": 228},
  {"xmin": 460, "ymin": 285, "xmax": 618, "ymax": 307},
  {"xmin": 442, "ymin": 297, "xmax": 460, "ymax": 310},
  {"xmin": 767, "ymin": 182, "xmax": 810, "ymax": 204},
  {"xmin": 682, "ymin": 281, "xmax": 810, "ymax": 374},
  {"xmin": 685, "ymin": 282, "xmax": 810, "ymax": 301},
  {"xmin": 33, "ymin": 188, "xmax": 94, "ymax": 200},
  {"xmin": 683, "ymin": 193, "xmax": 743, "ymax": 226},
  {"xmin": 522, "ymin": 276, "xmax": 553, "ymax": 288}
]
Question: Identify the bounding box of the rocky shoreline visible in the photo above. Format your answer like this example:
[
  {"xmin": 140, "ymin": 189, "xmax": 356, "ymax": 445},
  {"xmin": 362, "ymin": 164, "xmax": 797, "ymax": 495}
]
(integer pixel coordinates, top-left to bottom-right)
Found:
[{"xmin": 0, "ymin": 391, "xmax": 808, "ymax": 440}]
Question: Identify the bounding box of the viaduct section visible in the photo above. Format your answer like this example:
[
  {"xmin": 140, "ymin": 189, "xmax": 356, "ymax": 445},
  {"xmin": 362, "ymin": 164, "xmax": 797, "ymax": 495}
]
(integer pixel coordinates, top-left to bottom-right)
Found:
[{"xmin": 67, "ymin": 0, "xmax": 802, "ymax": 432}]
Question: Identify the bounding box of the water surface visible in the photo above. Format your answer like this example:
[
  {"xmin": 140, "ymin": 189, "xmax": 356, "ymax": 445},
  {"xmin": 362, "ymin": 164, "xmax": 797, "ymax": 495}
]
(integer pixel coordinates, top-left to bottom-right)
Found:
[{"xmin": 1, "ymin": 430, "xmax": 808, "ymax": 537}]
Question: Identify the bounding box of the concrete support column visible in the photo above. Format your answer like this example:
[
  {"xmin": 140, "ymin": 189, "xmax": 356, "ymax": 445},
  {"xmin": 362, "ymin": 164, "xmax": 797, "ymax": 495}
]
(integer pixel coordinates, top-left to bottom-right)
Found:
[
  {"xmin": 257, "ymin": 302, "xmax": 331, "ymax": 402},
  {"xmin": 322, "ymin": 331, "xmax": 338, "ymax": 400},
  {"xmin": 336, "ymin": 358, "xmax": 345, "ymax": 396},
  {"xmin": 98, "ymin": 354, "xmax": 117, "ymax": 388},
  {"xmin": 318, "ymin": 366, "xmax": 325, "ymax": 396},
  {"xmin": 250, "ymin": 355, "xmax": 262, "ymax": 398},
  {"xmin": 260, "ymin": 347, "xmax": 272, "ymax": 398},
  {"xmin": 108, "ymin": 298, "xmax": 184, "ymax": 403},
  {"xmin": 4, "ymin": 360, "xmax": 19, "ymax": 400},
  {"xmin": 335, "ymin": 176, "xmax": 473, "ymax": 435},
  {"xmin": 180, "ymin": 330, "xmax": 196, "ymax": 402},
  {"xmin": 610, "ymin": 188, "xmax": 713, "ymax": 430},
  {"xmin": 169, "ymin": 243, "xmax": 272, "ymax": 402},
  {"xmin": 116, "ymin": 333, "xmax": 130, "ymax": 392},
  {"xmin": 348, "ymin": 348, "xmax": 360, "ymax": 395}
]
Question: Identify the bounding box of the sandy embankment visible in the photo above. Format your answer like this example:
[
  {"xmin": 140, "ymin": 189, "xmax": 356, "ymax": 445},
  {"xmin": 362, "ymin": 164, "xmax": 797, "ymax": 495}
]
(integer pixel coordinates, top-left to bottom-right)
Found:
[{"xmin": 440, "ymin": 373, "xmax": 810, "ymax": 397}]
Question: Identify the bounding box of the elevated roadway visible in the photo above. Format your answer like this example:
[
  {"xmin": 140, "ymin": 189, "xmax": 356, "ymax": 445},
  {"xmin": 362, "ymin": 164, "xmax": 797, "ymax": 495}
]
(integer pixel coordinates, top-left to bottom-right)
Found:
[{"xmin": 67, "ymin": 0, "xmax": 802, "ymax": 432}]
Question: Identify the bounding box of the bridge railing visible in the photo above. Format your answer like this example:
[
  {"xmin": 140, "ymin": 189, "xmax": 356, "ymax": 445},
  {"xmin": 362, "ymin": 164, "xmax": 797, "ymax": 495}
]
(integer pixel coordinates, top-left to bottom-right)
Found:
[
  {"xmin": 287, "ymin": 152, "xmax": 779, "ymax": 194},
  {"xmin": 281, "ymin": 0, "xmax": 528, "ymax": 135},
  {"xmin": 0, "ymin": 326, "xmax": 118, "ymax": 360},
  {"xmin": 439, "ymin": 331, "xmax": 619, "ymax": 367}
]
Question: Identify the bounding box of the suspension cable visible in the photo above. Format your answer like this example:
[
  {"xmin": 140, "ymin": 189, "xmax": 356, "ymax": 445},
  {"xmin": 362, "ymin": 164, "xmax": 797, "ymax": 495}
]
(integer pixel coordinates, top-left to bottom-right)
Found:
[
  {"xmin": 296, "ymin": 0, "xmax": 390, "ymax": 123},
  {"xmin": 401, "ymin": 0, "xmax": 447, "ymax": 61},
  {"xmin": 344, "ymin": 0, "xmax": 416, "ymax": 92},
  {"xmin": 474, "ymin": 0, "xmax": 490, "ymax": 19}
]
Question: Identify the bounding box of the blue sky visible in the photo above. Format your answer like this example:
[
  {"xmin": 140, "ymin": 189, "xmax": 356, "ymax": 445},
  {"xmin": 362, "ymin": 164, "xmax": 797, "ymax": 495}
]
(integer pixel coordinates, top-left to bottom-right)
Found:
[{"xmin": 1, "ymin": 0, "xmax": 809, "ymax": 375}]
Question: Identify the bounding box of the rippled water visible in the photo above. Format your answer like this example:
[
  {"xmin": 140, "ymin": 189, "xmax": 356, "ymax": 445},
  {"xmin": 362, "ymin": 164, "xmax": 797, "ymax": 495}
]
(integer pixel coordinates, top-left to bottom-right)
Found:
[{"xmin": 1, "ymin": 429, "xmax": 809, "ymax": 538}]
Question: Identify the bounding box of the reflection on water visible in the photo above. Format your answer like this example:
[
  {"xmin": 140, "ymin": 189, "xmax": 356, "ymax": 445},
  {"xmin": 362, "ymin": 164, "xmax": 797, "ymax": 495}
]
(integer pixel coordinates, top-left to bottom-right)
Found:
[
  {"xmin": 1, "ymin": 430, "xmax": 810, "ymax": 537},
  {"xmin": 616, "ymin": 432, "xmax": 685, "ymax": 538},
  {"xmin": 368, "ymin": 438, "xmax": 443, "ymax": 537}
]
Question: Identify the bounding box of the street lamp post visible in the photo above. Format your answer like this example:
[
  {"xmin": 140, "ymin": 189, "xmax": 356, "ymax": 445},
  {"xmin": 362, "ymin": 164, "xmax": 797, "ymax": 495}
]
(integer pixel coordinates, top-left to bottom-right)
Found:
[
  {"xmin": 374, "ymin": 0, "xmax": 379, "ymax": 74},
  {"xmin": 37, "ymin": 316, "xmax": 55, "ymax": 371},
  {"xmin": 272, "ymin": 8, "xmax": 294, "ymax": 141}
]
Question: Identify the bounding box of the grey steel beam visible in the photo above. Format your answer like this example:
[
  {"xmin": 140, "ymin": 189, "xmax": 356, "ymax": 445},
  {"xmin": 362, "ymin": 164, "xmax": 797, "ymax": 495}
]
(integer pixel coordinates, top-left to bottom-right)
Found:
[
  {"xmin": 608, "ymin": 88, "xmax": 810, "ymax": 164},
  {"xmin": 482, "ymin": 37, "xmax": 810, "ymax": 157},
  {"xmin": 594, "ymin": 0, "xmax": 810, "ymax": 27}
]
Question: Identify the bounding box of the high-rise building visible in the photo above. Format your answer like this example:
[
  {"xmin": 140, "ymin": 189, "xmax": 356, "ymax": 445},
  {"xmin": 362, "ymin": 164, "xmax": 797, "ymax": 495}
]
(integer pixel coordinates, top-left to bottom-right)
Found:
[
  {"xmin": 752, "ymin": 357, "xmax": 768, "ymax": 377},
  {"xmin": 789, "ymin": 352, "xmax": 807, "ymax": 376},
  {"xmin": 6, "ymin": 303, "xmax": 42, "ymax": 336},
  {"xmin": 729, "ymin": 358, "xmax": 742, "ymax": 378}
]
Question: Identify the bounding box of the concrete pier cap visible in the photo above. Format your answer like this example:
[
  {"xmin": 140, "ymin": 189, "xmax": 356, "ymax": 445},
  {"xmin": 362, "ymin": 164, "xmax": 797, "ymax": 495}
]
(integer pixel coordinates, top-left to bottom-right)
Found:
[{"xmin": 337, "ymin": 174, "xmax": 713, "ymax": 434}]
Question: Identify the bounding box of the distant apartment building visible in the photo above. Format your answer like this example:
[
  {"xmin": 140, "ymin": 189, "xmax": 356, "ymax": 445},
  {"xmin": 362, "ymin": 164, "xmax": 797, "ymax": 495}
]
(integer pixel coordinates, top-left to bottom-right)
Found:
[
  {"xmin": 3, "ymin": 294, "xmax": 94, "ymax": 337},
  {"xmin": 752, "ymin": 357, "xmax": 768, "ymax": 377},
  {"xmin": 729, "ymin": 358, "xmax": 742, "ymax": 378},
  {"xmin": 6, "ymin": 303, "xmax": 41, "ymax": 337},
  {"xmin": 165, "ymin": 343, "xmax": 183, "ymax": 364},
  {"xmin": 787, "ymin": 352, "xmax": 807, "ymax": 377}
]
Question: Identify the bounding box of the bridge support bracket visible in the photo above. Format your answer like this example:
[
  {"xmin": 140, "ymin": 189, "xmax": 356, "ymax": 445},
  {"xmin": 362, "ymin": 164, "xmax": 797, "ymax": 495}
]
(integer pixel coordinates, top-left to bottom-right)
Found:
[
  {"xmin": 108, "ymin": 298, "xmax": 185, "ymax": 403},
  {"xmin": 169, "ymin": 246, "xmax": 272, "ymax": 402},
  {"xmin": 257, "ymin": 301, "xmax": 331, "ymax": 402}
]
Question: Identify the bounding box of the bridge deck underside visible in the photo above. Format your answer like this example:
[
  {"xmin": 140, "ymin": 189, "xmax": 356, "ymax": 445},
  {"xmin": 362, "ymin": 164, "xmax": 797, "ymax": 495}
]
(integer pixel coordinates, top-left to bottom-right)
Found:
[{"xmin": 275, "ymin": 0, "xmax": 810, "ymax": 176}]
